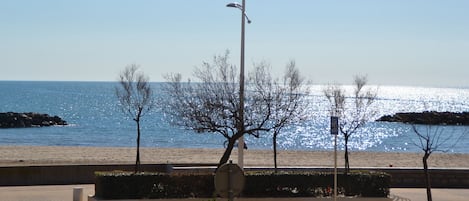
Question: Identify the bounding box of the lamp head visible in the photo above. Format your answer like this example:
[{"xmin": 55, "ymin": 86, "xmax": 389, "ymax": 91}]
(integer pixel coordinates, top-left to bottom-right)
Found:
[
  {"xmin": 226, "ymin": 2, "xmax": 251, "ymax": 24},
  {"xmin": 226, "ymin": 2, "xmax": 242, "ymax": 9}
]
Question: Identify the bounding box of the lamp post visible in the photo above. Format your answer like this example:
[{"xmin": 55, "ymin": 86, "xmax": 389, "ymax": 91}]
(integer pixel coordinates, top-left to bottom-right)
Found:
[
  {"xmin": 226, "ymin": 0, "xmax": 251, "ymax": 169},
  {"xmin": 331, "ymin": 116, "xmax": 339, "ymax": 201}
]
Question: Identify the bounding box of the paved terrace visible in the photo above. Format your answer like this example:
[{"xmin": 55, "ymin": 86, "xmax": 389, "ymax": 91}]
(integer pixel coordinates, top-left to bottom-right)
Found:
[{"xmin": 1, "ymin": 185, "xmax": 469, "ymax": 201}]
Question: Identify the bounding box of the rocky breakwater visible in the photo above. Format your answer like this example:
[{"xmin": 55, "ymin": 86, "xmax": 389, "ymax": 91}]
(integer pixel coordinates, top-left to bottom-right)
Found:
[
  {"xmin": 0, "ymin": 112, "xmax": 67, "ymax": 128},
  {"xmin": 377, "ymin": 111, "xmax": 469, "ymax": 125}
]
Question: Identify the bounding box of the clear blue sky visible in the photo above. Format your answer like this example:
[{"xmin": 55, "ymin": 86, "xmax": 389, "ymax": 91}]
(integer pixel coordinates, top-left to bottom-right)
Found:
[{"xmin": 1, "ymin": 0, "xmax": 468, "ymax": 87}]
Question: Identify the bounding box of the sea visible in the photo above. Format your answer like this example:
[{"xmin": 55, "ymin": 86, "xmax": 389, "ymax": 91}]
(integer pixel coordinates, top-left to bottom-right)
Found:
[{"xmin": 1, "ymin": 81, "xmax": 469, "ymax": 153}]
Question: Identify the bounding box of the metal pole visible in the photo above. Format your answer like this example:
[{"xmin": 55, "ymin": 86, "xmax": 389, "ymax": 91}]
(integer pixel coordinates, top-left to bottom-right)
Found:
[
  {"xmin": 228, "ymin": 160, "xmax": 234, "ymax": 201},
  {"xmin": 331, "ymin": 116, "xmax": 338, "ymax": 201},
  {"xmin": 238, "ymin": 0, "xmax": 246, "ymax": 169},
  {"xmin": 334, "ymin": 132, "xmax": 338, "ymax": 201}
]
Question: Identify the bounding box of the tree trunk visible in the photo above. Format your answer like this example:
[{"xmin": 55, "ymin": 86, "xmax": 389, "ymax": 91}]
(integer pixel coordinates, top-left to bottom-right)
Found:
[
  {"xmin": 344, "ymin": 135, "xmax": 350, "ymax": 174},
  {"xmin": 423, "ymin": 153, "xmax": 432, "ymax": 201},
  {"xmin": 273, "ymin": 133, "xmax": 278, "ymax": 173},
  {"xmin": 135, "ymin": 120, "xmax": 141, "ymax": 173},
  {"xmin": 218, "ymin": 137, "xmax": 236, "ymax": 168}
]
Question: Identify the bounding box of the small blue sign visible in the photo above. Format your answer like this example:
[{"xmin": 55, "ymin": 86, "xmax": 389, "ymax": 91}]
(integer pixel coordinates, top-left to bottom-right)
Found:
[{"xmin": 331, "ymin": 116, "xmax": 339, "ymax": 135}]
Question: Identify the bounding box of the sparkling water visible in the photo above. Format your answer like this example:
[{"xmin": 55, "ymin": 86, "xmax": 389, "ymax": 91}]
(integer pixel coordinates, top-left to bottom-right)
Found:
[{"xmin": 1, "ymin": 81, "xmax": 468, "ymax": 153}]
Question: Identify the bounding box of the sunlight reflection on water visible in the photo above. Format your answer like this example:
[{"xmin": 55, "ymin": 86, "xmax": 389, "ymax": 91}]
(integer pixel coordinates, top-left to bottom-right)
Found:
[{"xmin": 1, "ymin": 82, "xmax": 469, "ymax": 153}]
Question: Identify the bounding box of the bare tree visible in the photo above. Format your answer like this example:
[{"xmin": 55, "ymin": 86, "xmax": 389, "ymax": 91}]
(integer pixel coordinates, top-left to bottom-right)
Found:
[
  {"xmin": 163, "ymin": 51, "xmax": 310, "ymax": 167},
  {"xmin": 251, "ymin": 60, "xmax": 310, "ymax": 172},
  {"xmin": 115, "ymin": 64, "xmax": 155, "ymax": 173},
  {"xmin": 410, "ymin": 124, "xmax": 465, "ymax": 201},
  {"xmin": 323, "ymin": 75, "xmax": 378, "ymax": 173}
]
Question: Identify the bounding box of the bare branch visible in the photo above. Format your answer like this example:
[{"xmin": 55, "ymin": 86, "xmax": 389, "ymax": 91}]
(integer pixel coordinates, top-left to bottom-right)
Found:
[
  {"xmin": 409, "ymin": 122, "xmax": 467, "ymax": 201},
  {"xmin": 323, "ymin": 75, "xmax": 378, "ymax": 173},
  {"xmin": 162, "ymin": 52, "xmax": 311, "ymax": 167},
  {"xmin": 115, "ymin": 64, "xmax": 155, "ymax": 173}
]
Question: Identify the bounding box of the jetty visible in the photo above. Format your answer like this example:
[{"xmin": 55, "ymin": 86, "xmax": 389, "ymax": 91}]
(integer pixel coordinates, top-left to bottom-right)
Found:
[
  {"xmin": 377, "ymin": 111, "xmax": 469, "ymax": 125},
  {"xmin": 0, "ymin": 112, "xmax": 67, "ymax": 128}
]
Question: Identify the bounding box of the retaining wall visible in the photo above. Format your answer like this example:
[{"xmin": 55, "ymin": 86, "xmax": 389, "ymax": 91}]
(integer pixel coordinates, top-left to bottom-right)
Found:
[
  {"xmin": 383, "ymin": 168, "xmax": 469, "ymax": 188},
  {"xmin": 0, "ymin": 164, "xmax": 172, "ymax": 186},
  {"xmin": 0, "ymin": 165, "xmax": 468, "ymax": 188}
]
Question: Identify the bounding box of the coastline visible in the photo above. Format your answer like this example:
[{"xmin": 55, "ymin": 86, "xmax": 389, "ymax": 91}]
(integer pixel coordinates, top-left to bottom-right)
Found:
[{"xmin": 1, "ymin": 145, "xmax": 469, "ymax": 168}]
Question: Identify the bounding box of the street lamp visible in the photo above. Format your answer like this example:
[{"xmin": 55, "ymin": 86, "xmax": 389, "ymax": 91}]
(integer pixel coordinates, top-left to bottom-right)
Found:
[
  {"xmin": 226, "ymin": 2, "xmax": 252, "ymax": 24},
  {"xmin": 226, "ymin": 0, "xmax": 251, "ymax": 169}
]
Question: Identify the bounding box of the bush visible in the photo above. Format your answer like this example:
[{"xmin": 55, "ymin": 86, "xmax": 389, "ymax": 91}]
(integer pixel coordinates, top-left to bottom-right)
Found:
[
  {"xmin": 94, "ymin": 171, "xmax": 214, "ymax": 199},
  {"xmin": 337, "ymin": 171, "xmax": 390, "ymax": 197},
  {"xmin": 243, "ymin": 171, "xmax": 330, "ymax": 197},
  {"xmin": 243, "ymin": 170, "xmax": 390, "ymax": 197},
  {"xmin": 94, "ymin": 170, "xmax": 390, "ymax": 199}
]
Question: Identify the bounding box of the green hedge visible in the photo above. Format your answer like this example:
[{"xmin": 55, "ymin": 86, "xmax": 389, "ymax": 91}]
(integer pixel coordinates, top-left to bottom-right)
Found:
[
  {"xmin": 94, "ymin": 171, "xmax": 214, "ymax": 199},
  {"xmin": 243, "ymin": 171, "xmax": 390, "ymax": 197},
  {"xmin": 94, "ymin": 170, "xmax": 390, "ymax": 199}
]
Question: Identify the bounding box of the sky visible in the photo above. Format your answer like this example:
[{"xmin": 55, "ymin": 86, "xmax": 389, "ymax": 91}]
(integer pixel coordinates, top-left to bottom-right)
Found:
[{"xmin": 1, "ymin": 0, "xmax": 468, "ymax": 87}]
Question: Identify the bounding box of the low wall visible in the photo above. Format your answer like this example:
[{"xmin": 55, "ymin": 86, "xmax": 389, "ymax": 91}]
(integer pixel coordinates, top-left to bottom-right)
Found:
[
  {"xmin": 274, "ymin": 167, "xmax": 469, "ymax": 188},
  {"xmin": 0, "ymin": 164, "xmax": 173, "ymax": 186},
  {"xmin": 239, "ymin": 167, "xmax": 469, "ymax": 188},
  {"xmin": 0, "ymin": 165, "xmax": 468, "ymax": 188},
  {"xmin": 383, "ymin": 168, "xmax": 469, "ymax": 188},
  {"xmin": 300, "ymin": 167, "xmax": 469, "ymax": 188},
  {"xmin": 88, "ymin": 197, "xmax": 393, "ymax": 201}
]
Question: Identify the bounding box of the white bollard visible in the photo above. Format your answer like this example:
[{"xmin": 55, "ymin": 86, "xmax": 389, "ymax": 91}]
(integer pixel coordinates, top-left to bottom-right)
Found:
[{"xmin": 73, "ymin": 187, "xmax": 84, "ymax": 201}]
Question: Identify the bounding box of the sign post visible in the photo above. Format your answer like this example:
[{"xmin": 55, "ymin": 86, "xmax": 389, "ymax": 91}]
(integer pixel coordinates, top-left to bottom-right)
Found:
[
  {"xmin": 330, "ymin": 116, "xmax": 339, "ymax": 201},
  {"xmin": 215, "ymin": 161, "xmax": 245, "ymax": 201}
]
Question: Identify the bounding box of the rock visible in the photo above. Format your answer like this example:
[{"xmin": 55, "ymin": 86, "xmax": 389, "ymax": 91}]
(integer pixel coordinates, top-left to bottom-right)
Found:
[
  {"xmin": 0, "ymin": 112, "xmax": 67, "ymax": 128},
  {"xmin": 376, "ymin": 111, "xmax": 469, "ymax": 125}
]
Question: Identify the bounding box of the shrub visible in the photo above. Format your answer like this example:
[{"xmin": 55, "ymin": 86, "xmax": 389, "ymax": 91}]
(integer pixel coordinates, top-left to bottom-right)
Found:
[
  {"xmin": 94, "ymin": 171, "xmax": 214, "ymax": 199},
  {"xmin": 243, "ymin": 170, "xmax": 390, "ymax": 197},
  {"xmin": 94, "ymin": 170, "xmax": 390, "ymax": 199}
]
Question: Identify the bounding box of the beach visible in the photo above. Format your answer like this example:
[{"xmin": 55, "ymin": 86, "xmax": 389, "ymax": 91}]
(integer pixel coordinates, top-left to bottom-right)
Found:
[
  {"xmin": 1, "ymin": 146, "xmax": 468, "ymax": 168},
  {"xmin": 2, "ymin": 146, "xmax": 469, "ymax": 201}
]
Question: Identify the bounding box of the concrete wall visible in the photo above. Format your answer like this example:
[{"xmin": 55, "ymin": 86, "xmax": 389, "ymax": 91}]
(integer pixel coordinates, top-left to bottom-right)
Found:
[
  {"xmin": 0, "ymin": 164, "xmax": 172, "ymax": 186},
  {"xmin": 383, "ymin": 168, "xmax": 469, "ymax": 188},
  {"xmin": 243, "ymin": 167, "xmax": 469, "ymax": 188},
  {"xmin": 0, "ymin": 165, "xmax": 468, "ymax": 188}
]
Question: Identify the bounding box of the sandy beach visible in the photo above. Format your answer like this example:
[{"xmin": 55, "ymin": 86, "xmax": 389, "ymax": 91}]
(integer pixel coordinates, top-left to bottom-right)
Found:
[{"xmin": 0, "ymin": 146, "xmax": 468, "ymax": 168}]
